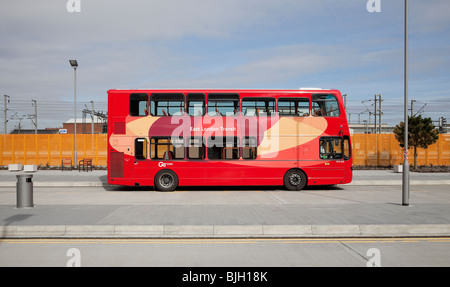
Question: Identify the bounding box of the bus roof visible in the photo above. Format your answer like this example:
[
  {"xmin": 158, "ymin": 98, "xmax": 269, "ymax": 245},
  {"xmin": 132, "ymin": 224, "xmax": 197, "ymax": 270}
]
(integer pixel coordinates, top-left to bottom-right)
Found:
[{"xmin": 107, "ymin": 88, "xmax": 340, "ymax": 94}]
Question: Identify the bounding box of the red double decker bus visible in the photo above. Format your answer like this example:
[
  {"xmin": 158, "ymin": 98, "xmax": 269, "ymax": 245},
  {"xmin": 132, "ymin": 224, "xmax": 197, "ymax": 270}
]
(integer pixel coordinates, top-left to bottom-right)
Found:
[{"xmin": 107, "ymin": 89, "xmax": 352, "ymax": 191}]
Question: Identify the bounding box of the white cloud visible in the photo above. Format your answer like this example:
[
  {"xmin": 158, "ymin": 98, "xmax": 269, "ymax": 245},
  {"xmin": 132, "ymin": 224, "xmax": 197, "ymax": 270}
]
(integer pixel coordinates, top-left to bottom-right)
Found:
[
  {"xmin": 0, "ymin": 0, "xmax": 319, "ymax": 44},
  {"xmin": 412, "ymin": 0, "xmax": 450, "ymax": 34}
]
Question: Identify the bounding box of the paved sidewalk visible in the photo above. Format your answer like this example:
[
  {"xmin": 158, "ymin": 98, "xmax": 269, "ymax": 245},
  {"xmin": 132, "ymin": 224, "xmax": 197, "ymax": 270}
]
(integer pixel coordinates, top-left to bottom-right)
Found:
[
  {"xmin": 0, "ymin": 169, "xmax": 107, "ymax": 187},
  {"xmin": 0, "ymin": 169, "xmax": 449, "ymax": 238},
  {"xmin": 0, "ymin": 169, "xmax": 449, "ymax": 187}
]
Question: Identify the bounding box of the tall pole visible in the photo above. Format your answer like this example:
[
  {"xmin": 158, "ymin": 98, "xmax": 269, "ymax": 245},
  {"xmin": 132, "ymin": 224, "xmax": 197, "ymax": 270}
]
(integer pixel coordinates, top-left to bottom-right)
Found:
[
  {"xmin": 374, "ymin": 94, "xmax": 379, "ymax": 164},
  {"xmin": 74, "ymin": 66, "xmax": 77, "ymax": 168},
  {"xmin": 378, "ymin": 94, "xmax": 382, "ymax": 134},
  {"xmin": 374, "ymin": 95, "xmax": 377, "ymax": 134},
  {"xmin": 70, "ymin": 60, "xmax": 78, "ymax": 168},
  {"xmin": 343, "ymin": 94, "xmax": 347, "ymax": 117},
  {"xmin": 403, "ymin": 0, "xmax": 410, "ymax": 206},
  {"xmin": 32, "ymin": 100, "xmax": 37, "ymax": 135},
  {"xmin": 91, "ymin": 100, "xmax": 94, "ymax": 157},
  {"xmin": 90, "ymin": 101, "xmax": 94, "ymax": 136},
  {"xmin": 4, "ymin": 95, "xmax": 10, "ymax": 134}
]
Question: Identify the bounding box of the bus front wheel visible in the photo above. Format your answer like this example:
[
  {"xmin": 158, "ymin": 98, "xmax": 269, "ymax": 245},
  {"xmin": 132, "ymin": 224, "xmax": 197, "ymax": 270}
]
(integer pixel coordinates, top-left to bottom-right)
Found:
[
  {"xmin": 283, "ymin": 169, "xmax": 307, "ymax": 191},
  {"xmin": 155, "ymin": 170, "xmax": 178, "ymax": 192}
]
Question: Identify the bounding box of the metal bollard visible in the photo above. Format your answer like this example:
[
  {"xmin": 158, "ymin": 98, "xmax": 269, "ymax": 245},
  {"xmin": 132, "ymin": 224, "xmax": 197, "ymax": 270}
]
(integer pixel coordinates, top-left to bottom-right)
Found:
[{"xmin": 16, "ymin": 174, "xmax": 34, "ymax": 208}]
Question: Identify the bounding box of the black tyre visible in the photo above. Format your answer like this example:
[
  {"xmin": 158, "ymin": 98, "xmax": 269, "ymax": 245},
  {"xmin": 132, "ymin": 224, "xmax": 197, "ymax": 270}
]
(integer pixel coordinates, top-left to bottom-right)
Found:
[
  {"xmin": 283, "ymin": 169, "xmax": 307, "ymax": 191},
  {"xmin": 154, "ymin": 170, "xmax": 178, "ymax": 192}
]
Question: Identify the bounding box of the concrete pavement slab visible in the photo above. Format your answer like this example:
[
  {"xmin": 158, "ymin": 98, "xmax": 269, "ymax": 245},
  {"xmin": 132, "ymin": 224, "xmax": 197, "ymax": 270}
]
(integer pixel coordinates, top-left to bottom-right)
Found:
[
  {"xmin": 0, "ymin": 172, "xmax": 449, "ymax": 238},
  {"xmin": 0, "ymin": 169, "xmax": 449, "ymax": 187}
]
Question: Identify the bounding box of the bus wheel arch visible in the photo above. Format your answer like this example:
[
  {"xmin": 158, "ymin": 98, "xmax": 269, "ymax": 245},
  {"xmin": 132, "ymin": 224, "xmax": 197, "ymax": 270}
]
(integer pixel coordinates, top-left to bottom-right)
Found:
[
  {"xmin": 283, "ymin": 168, "xmax": 308, "ymax": 191},
  {"xmin": 154, "ymin": 169, "xmax": 179, "ymax": 192}
]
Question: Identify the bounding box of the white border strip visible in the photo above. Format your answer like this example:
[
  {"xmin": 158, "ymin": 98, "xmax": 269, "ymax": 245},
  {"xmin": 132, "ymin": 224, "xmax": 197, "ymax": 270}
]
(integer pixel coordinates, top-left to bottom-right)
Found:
[{"xmin": 2, "ymin": 224, "xmax": 450, "ymax": 238}]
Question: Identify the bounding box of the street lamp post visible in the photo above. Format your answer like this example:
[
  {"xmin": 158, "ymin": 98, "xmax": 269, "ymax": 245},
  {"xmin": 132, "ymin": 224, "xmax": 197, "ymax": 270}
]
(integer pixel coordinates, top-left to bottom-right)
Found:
[
  {"xmin": 69, "ymin": 60, "xmax": 78, "ymax": 168},
  {"xmin": 402, "ymin": 0, "xmax": 410, "ymax": 206}
]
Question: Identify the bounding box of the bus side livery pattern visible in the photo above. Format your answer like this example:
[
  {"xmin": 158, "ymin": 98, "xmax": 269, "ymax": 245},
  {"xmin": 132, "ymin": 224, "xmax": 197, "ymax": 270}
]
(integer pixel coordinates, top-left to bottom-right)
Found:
[{"xmin": 108, "ymin": 89, "xmax": 352, "ymax": 191}]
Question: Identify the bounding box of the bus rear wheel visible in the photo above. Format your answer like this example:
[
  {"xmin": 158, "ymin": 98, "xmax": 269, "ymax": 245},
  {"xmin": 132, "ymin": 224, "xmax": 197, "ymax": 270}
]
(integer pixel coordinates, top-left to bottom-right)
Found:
[
  {"xmin": 155, "ymin": 170, "xmax": 178, "ymax": 192},
  {"xmin": 283, "ymin": 169, "xmax": 307, "ymax": 191}
]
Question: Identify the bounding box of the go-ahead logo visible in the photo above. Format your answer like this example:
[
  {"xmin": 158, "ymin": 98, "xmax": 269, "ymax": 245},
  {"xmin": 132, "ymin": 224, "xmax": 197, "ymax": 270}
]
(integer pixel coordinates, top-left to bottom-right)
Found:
[{"xmin": 158, "ymin": 162, "xmax": 174, "ymax": 168}]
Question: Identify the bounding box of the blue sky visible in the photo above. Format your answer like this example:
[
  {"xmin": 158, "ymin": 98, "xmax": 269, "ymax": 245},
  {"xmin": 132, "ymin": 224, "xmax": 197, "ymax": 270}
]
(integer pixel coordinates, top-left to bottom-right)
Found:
[{"xmin": 0, "ymin": 0, "xmax": 449, "ymax": 131}]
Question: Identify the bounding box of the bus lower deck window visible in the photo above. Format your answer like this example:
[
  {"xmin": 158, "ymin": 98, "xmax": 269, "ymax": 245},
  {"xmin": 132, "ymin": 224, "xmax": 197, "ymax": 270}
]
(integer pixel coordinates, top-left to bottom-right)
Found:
[
  {"xmin": 207, "ymin": 137, "xmax": 239, "ymax": 160},
  {"xmin": 319, "ymin": 137, "xmax": 344, "ymax": 160},
  {"xmin": 187, "ymin": 137, "xmax": 205, "ymax": 159},
  {"xmin": 242, "ymin": 137, "xmax": 257, "ymax": 159},
  {"xmin": 151, "ymin": 137, "xmax": 184, "ymax": 160}
]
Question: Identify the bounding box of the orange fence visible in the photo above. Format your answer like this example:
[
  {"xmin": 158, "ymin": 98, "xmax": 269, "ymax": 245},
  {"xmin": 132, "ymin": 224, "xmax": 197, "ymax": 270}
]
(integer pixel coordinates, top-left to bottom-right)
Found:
[
  {"xmin": 0, "ymin": 134, "xmax": 107, "ymax": 167},
  {"xmin": 0, "ymin": 134, "xmax": 449, "ymax": 167},
  {"xmin": 351, "ymin": 134, "xmax": 450, "ymax": 166}
]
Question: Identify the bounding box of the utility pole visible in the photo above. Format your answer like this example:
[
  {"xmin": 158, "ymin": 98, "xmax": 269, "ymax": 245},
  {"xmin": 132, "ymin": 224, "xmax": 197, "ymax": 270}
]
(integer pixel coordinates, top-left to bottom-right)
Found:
[
  {"xmin": 378, "ymin": 94, "xmax": 382, "ymax": 134},
  {"xmin": 343, "ymin": 94, "xmax": 348, "ymax": 118},
  {"xmin": 90, "ymin": 101, "xmax": 94, "ymax": 136},
  {"xmin": 4, "ymin": 95, "xmax": 10, "ymax": 134},
  {"xmin": 12, "ymin": 113, "xmax": 23, "ymax": 134},
  {"xmin": 374, "ymin": 95, "xmax": 377, "ymax": 134},
  {"xmin": 362, "ymin": 99, "xmax": 373, "ymax": 130},
  {"xmin": 32, "ymin": 100, "xmax": 37, "ymax": 135},
  {"xmin": 411, "ymin": 100, "xmax": 416, "ymax": 119},
  {"xmin": 91, "ymin": 101, "xmax": 94, "ymax": 157}
]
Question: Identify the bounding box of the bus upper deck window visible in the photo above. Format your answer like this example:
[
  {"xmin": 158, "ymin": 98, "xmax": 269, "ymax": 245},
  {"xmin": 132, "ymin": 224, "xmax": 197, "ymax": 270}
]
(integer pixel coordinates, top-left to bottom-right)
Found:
[
  {"xmin": 312, "ymin": 94, "xmax": 340, "ymax": 117},
  {"xmin": 207, "ymin": 94, "xmax": 240, "ymax": 116},
  {"xmin": 130, "ymin": 94, "xmax": 149, "ymax": 117},
  {"xmin": 242, "ymin": 98, "xmax": 275, "ymax": 116},
  {"xmin": 151, "ymin": 93, "xmax": 185, "ymax": 116},
  {"xmin": 187, "ymin": 94, "xmax": 206, "ymax": 116},
  {"xmin": 278, "ymin": 98, "xmax": 310, "ymax": 117}
]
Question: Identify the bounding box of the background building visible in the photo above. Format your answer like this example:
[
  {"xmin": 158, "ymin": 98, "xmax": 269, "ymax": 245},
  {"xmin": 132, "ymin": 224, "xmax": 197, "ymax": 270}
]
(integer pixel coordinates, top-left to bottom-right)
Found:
[{"xmin": 63, "ymin": 116, "xmax": 107, "ymax": 134}]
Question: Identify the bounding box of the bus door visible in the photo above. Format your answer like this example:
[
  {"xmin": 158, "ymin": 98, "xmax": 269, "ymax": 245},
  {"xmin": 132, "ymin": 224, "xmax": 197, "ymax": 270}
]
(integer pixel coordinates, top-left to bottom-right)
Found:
[
  {"xmin": 132, "ymin": 138, "xmax": 150, "ymax": 181},
  {"xmin": 342, "ymin": 135, "xmax": 352, "ymax": 183}
]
